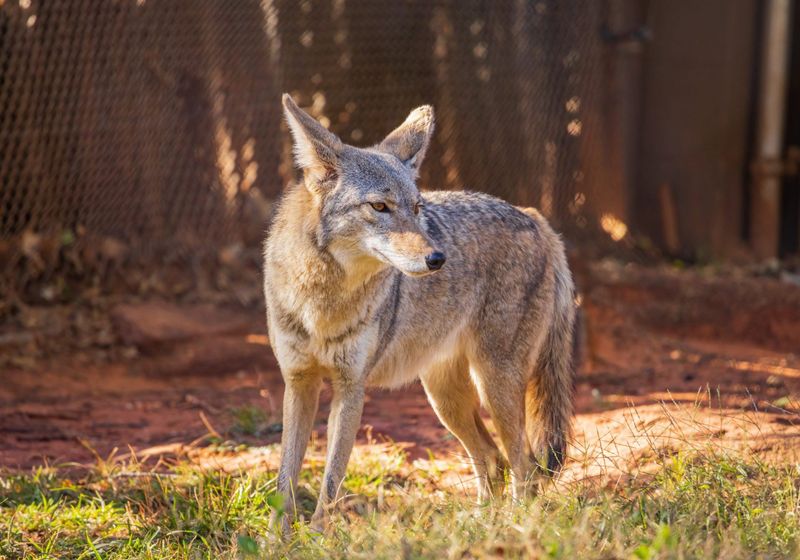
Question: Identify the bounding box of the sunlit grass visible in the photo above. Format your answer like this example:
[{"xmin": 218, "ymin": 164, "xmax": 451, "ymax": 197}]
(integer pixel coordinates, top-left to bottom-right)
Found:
[{"xmin": 1, "ymin": 437, "xmax": 799, "ymax": 559}]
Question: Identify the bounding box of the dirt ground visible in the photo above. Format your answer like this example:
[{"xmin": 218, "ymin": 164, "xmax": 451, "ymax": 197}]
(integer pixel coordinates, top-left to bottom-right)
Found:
[{"xmin": 2, "ymin": 260, "xmax": 800, "ymax": 487}]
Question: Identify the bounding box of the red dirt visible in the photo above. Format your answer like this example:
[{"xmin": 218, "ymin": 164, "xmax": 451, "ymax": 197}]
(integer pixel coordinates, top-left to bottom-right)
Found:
[{"xmin": 2, "ymin": 261, "xmax": 800, "ymax": 484}]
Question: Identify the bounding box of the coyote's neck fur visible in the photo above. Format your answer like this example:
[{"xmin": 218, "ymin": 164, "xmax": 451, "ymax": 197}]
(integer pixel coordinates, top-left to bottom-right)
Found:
[{"xmin": 269, "ymin": 185, "xmax": 393, "ymax": 341}]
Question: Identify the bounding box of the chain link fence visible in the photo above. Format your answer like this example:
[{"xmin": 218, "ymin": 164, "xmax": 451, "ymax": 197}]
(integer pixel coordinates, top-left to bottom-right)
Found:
[{"xmin": 1, "ymin": 0, "xmax": 615, "ymax": 304}]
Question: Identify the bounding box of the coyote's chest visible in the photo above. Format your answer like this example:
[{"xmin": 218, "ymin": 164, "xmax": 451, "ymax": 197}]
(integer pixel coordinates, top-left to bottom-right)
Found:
[{"xmin": 268, "ymin": 277, "xmax": 386, "ymax": 381}]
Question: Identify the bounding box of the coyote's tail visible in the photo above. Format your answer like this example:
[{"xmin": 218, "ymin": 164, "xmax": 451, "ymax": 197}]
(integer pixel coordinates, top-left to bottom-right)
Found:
[{"xmin": 526, "ymin": 259, "xmax": 576, "ymax": 475}]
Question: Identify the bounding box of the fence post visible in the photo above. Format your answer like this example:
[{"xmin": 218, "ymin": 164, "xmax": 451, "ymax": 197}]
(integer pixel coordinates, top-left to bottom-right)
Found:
[{"xmin": 751, "ymin": 0, "xmax": 793, "ymax": 259}]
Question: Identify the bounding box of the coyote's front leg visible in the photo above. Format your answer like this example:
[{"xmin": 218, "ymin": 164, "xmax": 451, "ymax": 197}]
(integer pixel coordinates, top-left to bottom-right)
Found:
[
  {"xmin": 274, "ymin": 373, "xmax": 322, "ymax": 533},
  {"xmin": 311, "ymin": 379, "xmax": 366, "ymax": 530}
]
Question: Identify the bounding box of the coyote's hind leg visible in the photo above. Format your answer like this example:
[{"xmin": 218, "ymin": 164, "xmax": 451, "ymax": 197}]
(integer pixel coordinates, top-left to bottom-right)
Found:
[
  {"xmin": 421, "ymin": 357, "xmax": 505, "ymax": 501},
  {"xmin": 468, "ymin": 357, "xmax": 532, "ymax": 501}
]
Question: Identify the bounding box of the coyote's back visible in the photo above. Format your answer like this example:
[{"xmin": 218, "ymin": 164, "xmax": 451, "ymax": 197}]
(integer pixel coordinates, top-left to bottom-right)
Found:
[{"xmin": 263, "ymin": 95, "xmax": 575, "ymax": 531}]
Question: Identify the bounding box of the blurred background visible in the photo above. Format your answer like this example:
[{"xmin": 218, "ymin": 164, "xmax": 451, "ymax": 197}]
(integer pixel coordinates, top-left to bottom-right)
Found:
[
  {"xmin": 2, "ymin": 1, "xmax": 800, "ymax": 471},
  {"xmin": 3, "ymin": 0, "xmax": 799, "ymax": 303}
]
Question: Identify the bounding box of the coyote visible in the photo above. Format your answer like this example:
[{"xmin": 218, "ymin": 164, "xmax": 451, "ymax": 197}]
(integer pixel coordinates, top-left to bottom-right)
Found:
[{"xmin": 263, "ymin": 94, "xmax": 575, "ymax": 529}]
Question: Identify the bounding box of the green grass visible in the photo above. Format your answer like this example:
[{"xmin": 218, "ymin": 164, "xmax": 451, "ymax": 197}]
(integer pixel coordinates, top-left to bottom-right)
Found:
[
  {"xmin": 1, "ymin": 445, "xmax": 799, "ymax": 559},
  {"xmin": 229, "ymin": 405, "xmax": 279, "ymax": 438}
]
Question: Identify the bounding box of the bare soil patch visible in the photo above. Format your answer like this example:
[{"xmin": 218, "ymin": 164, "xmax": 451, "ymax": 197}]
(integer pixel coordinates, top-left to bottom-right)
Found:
[{"xmin": 2, "ymin": 261, "xmax": 799, "ymax": 485}]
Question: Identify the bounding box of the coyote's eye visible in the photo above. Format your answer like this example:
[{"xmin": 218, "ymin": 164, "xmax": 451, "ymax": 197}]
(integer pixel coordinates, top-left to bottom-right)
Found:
[
  {"xmin": 370, "ymin": 202, "xmax": 389, "ymax": 213},
  {"xmin": 413, "ymin": 203, "xmax": 422, "ymax": 215}
]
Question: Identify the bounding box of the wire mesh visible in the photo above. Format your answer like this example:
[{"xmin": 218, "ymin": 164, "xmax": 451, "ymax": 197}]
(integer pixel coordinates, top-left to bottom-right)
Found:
[{"xmin": 0, "ymin": 0, "xmax": 612, "ymax": 298}]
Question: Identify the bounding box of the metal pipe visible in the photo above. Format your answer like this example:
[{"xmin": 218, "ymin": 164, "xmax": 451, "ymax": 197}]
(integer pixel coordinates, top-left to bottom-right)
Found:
[{"xmin": 751, "ymin": 0, "xmax": 793, "ymax": 259}]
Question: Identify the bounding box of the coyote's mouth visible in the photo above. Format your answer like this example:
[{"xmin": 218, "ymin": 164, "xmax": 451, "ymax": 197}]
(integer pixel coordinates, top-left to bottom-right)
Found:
[
  {"xmin": 405, "ymin": 269, "xmax": 436, "ymax": 277},
  {"xmin": 372, "ymin": 249, "xmax": 437, "ymax": 277}
]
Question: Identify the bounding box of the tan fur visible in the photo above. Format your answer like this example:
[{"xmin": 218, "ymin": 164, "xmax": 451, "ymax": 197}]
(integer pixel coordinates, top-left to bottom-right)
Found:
[{"xmin": 264, "ymin": 95, "xmax": 576, "ymax": 532}]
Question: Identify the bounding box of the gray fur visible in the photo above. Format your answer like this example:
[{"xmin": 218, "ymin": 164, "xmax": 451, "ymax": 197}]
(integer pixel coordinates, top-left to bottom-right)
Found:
[{"xmin": 264, "ymin": 95, "xmax": 576, "ymax": 532}]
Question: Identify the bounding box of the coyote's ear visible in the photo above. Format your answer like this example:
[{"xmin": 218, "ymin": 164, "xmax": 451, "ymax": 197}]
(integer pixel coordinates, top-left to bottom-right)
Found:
[
  {"xmin": 378, "ymin": 105, "xmax": 434, "ymax": 176},
  {"xmin": 282, "ymin": 93, "xmax": 343, "ymax": 184}
]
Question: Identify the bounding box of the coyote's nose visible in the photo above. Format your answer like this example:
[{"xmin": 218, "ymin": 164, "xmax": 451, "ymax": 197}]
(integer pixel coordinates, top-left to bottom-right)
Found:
[{"xmin": 425, "ymin": 251, "xmax": 446, "ymax": 271}]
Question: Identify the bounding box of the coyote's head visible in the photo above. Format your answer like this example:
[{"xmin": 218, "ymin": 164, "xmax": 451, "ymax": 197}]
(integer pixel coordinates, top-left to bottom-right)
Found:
[{"xmin": 282, "ymin": 94, "xmax": 445, "ymax": 277}]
